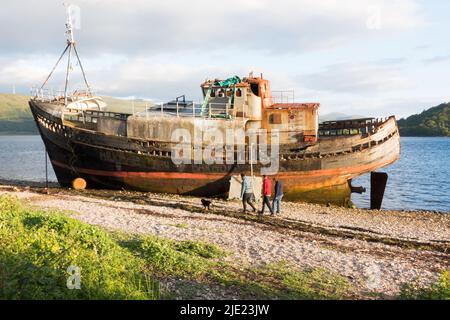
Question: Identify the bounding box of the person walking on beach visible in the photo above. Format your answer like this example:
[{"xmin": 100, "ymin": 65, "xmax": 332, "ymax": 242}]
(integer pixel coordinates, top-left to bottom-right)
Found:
[
  {"xmin": 272, "ymin": 178, "xmax": 283, "ymax": 214},
  {"xmin": 260, "ymin": 175, "xmax": 274, "ymax": 215},
  {"xmin": 240, "ymin": 173, "xmax": 256, "ymax": 213}
]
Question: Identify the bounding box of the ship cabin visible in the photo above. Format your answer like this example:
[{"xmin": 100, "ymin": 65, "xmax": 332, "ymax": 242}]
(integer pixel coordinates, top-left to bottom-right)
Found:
[
  {"xmin": 42, "ymin": 75, "xmax": 320, "ymax": 147},
  {"xmin": 196, "ymin": 75, "xmax": 320, "ymax": 145}
]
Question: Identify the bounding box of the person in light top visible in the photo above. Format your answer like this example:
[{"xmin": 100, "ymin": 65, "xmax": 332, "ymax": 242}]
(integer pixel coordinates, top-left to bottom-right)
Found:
[{"xmin": 240, "ymin": 173, "xmax": 257, "ymax": 214}]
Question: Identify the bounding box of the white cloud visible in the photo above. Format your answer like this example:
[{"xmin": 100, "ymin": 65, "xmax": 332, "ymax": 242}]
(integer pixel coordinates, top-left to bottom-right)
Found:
[
  {"xmin": 2, "ymin": 0, "xmax": 447, "ymax": 121},
  {"xmin": 0, "ymin": 58, "xmax": 51, "ymax": 90},
  {"xmin": 422, "ymin": 55, "xmax": 450, "ymax": 65},
  {"xmin": 0, "ymin": 0, "xmax": 424, "ymax": 56},
  {"xmin": 299, "ymin": 60, "xmax": 411, "ymax": 94},
  {"xmin": 91, "ymin": 57, "xmax": 249, "ymax": 100}
]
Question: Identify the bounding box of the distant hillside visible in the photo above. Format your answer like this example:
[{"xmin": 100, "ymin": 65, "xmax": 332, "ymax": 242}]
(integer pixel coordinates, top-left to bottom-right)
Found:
[
  {"xmin": 319, "ymin": 112, "xmax": 366, "ymax": 123},
  {"xmin": 0, "ymin": 93, "xmax": 151, "ymax": 135},
  {"xmin": 0, "ymin": 94, "xmax": 33, "ymax": 120},
  {"xmin": 0, "ymin": 94, "xmax": 36, "ymax": 134},
  {"xmin": 398, "ymin": 102, "xmax": 450, "ymax": 137}
]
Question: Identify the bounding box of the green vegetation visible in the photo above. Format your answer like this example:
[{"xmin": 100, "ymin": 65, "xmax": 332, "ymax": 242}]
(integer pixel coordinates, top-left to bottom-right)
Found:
[
  {"xmin": 216, "ymin": 263, "xmax": 354, "ymax": 300},
  {"xmin": 0, "ymin": 195, "xmax": 156, "ymax": 299},
  {"xmin": 398, "ymin": 102, "xmax": 450, "ymax": 137},
  {"xmin": 121, "ymin": 236, "xmax": 354, "ymax": 300},
  {"xmin": 0, "ymin": 94, "xmax": 37, "ymax": 135},
  {"xmin": 0, "ymin": 195, "xmax": 355, "ymax": 300},
  {"xmin": 120, "ymin": 236, "xmax": 224, "ymax": 281},
  {"xmin": 4, "ymin": 194, "xmax": 447, "ymax": 300},
  {"xmin": 0, "ymin": 94, "xmax": 32, "ymax": 120},
  {"xmin": 399, "ymin": 271, "xmax": 450, "ymax": 300}
]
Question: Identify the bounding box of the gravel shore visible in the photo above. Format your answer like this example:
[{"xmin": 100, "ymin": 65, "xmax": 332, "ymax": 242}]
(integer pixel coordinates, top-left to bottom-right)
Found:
[{"xmin": 1, "ymin": 185, "xmax": 449, "ymax": 298}]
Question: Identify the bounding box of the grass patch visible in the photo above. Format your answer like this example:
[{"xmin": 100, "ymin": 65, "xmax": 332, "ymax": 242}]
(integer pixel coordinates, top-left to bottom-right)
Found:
[
  {"xmin": 121, "ymin": 235, "xmax": 354, "ymax": 299},
  {"xmin": 399, "ymin": 271, "xmax": 450, "ymax": 300},
  {"xmin": 0, "ymin": 195, "xmax": 156, "ymax": 299},
  {"xmin": 211, "ymin": 263, "xmax": 354, "ymax": 300},
  {"xmin": 257, "ymin": 263, "xmax": 353, "ymax": 299},
  {"xmin": 119, "ymin": 236, "xmax": 224, "ymax": 280},
  {"xmin": 0, "ymin": 195, "xmax": 355, "ymax": 300},
  {"xmin": 174, "ymin": 240, "xmax": 225, "ymax": 259}
]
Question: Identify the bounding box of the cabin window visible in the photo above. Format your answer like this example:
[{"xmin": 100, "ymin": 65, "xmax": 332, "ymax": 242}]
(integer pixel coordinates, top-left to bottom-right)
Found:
[
  {"xmin": 236, "ymin": 89, "xmax": 242, "ymax": 97},
  {"xmin": 210, "ymin": 90, "xmax": 216, "ymax": 98},
  {"xmin": 250, "ymin": 83, "xmax": 260, "ymax": 97},
  {"xmin": 226, "ymin": 89, "xmax": 232, "ymax": 97},
  {"xmin": 269, "ymin": 113, "xmax": 282, "ymax": 125}
]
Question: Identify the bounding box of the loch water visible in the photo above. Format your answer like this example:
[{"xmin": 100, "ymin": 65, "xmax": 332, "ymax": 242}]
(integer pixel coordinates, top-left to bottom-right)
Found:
[{"xmin": 0, "ymin": 136, "xmax": 448, "ymax": 212}]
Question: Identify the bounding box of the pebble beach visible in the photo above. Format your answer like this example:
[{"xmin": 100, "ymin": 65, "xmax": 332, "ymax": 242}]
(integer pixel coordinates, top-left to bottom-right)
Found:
[{"xmin": 1, "ymin": 184, "xmax": 449, "ymax": 298}]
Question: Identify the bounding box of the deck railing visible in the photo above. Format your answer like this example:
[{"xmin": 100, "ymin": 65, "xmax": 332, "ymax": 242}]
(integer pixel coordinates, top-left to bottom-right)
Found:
[
  {"xmin": 64, "ymin": 101, "xmax": 234, "ymax": 125},
  {"xmin": 31, "ymin": 87, "xmax": 94, "ymax": 103},
  {"xmin": 146, "ymin": 101, "xmax": 233, "ymax": 120},
  {"xmin": 272, "ymin": 90, "xmax": 295, "ymax": 104},
  {"xmin": 64, "ymin": 109, "xmax": 130, "ymax": 124},
  {"xmin": 318, "ymin": 117, "xmax": 391, "ymax": 136}
]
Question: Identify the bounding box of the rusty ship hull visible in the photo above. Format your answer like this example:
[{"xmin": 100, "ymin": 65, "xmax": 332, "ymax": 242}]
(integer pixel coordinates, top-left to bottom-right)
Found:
[
  {"xmin": 28, "ymin": 12, "xmax": 402, "ymax": 206},
  {"xmin": 30, "ymin": 99, "xmax": 400, "ymax": 206}
]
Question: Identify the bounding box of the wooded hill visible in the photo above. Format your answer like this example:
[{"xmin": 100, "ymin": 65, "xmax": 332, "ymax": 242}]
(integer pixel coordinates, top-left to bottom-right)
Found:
[{"xmin": 398, "ymin": 102, "xmax": 450, "ymax": 137}]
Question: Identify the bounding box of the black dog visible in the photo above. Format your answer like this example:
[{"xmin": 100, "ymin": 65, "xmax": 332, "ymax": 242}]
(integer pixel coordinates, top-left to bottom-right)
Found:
[{"xmin": 201, "ymin": 199, "xmax": 212, "ymax": 210}]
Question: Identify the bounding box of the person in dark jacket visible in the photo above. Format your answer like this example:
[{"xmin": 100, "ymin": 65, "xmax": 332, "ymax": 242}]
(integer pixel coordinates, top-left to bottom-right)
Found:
[
  {"xmin": 272, "ymin": 179, "xmax": 283, "ymax": 214},
  {"xmin": 260, "ymin": 175, "xmax": 274, "ymax": 215},
  {"xmin": 240, "ymin": 173, "xmax": 256, "ymax": 213}
]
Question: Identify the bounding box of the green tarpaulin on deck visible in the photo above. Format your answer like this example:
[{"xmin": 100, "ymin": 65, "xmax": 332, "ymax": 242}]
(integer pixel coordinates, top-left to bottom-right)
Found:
[
  {"xmin": 201, "ymin": 76, "xmax": 242, "ymax": 116},
  {"xmin": 215, "ymin": 76, "xmax": 241, "ymax": 88}
]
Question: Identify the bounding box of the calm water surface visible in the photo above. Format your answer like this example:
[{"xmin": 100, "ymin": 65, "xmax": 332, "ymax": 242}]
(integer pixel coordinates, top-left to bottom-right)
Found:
[
  {"xmin": 352, "ymin": 137, "xmax": 450, "ymax": 212},
  {"xmin": 0, "ymin": 135, "xmax": 57, "ymax": 182},
  {"xmin": 0, "ymin": 136, "xmax": 449, "ymax": 212}
]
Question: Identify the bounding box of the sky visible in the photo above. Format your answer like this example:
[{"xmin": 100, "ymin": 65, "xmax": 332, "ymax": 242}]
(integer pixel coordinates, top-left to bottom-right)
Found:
[{"xmin": 0, "ymin": 0, "xmax": 449, "ymax": 118}]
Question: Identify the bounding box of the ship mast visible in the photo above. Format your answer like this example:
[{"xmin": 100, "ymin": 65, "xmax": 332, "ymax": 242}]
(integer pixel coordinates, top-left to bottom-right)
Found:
[
  {"xmin": 63, "ymin": 6, "xmax": 74, "ymax": 106},
  {"xmin": 40, "ymin": 4, "xmax": 91, "ymax": 107}
]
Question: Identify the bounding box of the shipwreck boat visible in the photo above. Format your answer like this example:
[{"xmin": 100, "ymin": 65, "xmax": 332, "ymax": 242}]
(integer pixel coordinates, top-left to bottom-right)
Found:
[{"xmin": 29, "ymin": 12, "xmax": 400, "ymax": 206}]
